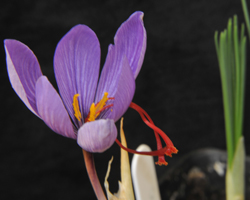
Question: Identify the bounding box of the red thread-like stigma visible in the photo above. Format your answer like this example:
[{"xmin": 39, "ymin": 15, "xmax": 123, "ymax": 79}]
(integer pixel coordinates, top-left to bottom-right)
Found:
[{"xmin": 115, "ymin": 102, "xmax": 178, "ymax": 166}]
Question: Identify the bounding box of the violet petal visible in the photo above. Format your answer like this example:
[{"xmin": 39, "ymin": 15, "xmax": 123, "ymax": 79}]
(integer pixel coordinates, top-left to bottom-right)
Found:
[
  {"xmin": 4, "ymin": 39, "xmax": 43, "ymax": 116},
  {"xmin": 54, "ymin": 25, "xmax": 100, "ymax": 125},
  {"xmin": 36, "ymin": 76, "xmax": 76, "ymax": 139},
  {"xmin": 113, "ymin": 11, "xmax": 146, "ymax": 78},
  {"xmin": 77, "ymin": 119, "xmax": 117, "ymax": 152},
  {"xmin": 95, "ymin": 45, "xmax": 135, "ymax": 122}
]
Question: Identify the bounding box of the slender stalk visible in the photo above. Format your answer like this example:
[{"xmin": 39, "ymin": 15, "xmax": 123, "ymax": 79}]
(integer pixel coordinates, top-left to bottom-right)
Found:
[{"xmin": 82, "ymin": 149, "xmax": 107, "ymax": 200}]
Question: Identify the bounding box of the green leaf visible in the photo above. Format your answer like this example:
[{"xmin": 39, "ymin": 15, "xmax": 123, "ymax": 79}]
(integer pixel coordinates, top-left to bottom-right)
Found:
[
  {"xmin": 241, "ymin": 0, "xmax": 250, "ymax": 40},
  {"xmin": 214, "ymin": 16, "xmax": 246, "ymax": 168}
]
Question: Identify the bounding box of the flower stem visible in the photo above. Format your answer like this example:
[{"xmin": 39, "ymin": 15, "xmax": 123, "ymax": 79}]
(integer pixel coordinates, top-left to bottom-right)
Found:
[{"xmin": 82, "ymin": 149, "xmax": 107, "ymax": 200}]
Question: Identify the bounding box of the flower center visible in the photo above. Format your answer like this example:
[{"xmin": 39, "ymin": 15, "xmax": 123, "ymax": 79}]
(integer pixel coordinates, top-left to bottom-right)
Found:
[
  {"xmin": 86, "ymin": 92, "xmax": 113, "ymax": 122},
  {"xmin": 72, "ymin": 92, "xmax": 114, "ymax": 123}
]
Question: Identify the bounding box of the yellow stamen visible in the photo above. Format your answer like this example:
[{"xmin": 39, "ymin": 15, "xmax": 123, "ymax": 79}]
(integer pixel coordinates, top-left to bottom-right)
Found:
[
  {"xmin": 96, "ymin": 92, "xmax": 109, "ymax": 112},
  {"xmin": 72, "ymin": 94, "xmax": 82, "ymax": 121},
  {"xmin": 88, "ymin": 103, "xmax": 96, "ymax": 122},
  {"xmin": 88, "ymin": 92, "xmax": 110, "ymax": 122}
]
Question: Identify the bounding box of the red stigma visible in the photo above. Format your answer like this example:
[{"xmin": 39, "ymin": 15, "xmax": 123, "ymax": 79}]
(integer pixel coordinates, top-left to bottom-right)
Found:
[{"xmin": 115, "ymin": 102, "xmax": 178, "ymax": 166}]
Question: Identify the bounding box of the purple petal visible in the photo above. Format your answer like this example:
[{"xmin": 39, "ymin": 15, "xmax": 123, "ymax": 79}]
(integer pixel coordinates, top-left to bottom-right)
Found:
[
  {"xmin": 113, "ymin": 11, "xmax": 147, "ymax": 78},
  {"xmin": 77, "ymin": 119, "xmax": 117, "ymax": 152},
  {"xmin": 95, "ymin": 45, "xmax": 135, "ymax": 122},
  {"xmin": 4, "ymin": 39, "xmax": 43, "ymax": 116},
  {"xmin": 36, "ymin": 76, "xmax": 76, "ymax": 139},
  {"xmin": 54, "ymin": 25, "xmax": 100, "ymax": 125}
]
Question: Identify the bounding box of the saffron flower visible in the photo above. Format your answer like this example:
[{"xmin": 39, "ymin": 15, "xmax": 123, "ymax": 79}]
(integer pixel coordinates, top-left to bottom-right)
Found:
[
  {"xmin": 4, "ymin": 12, "xmax": 146, "ymax": 153},
  {"xmin": 5, "ymin": 11, "xmax": 177, "ymax": 166}
]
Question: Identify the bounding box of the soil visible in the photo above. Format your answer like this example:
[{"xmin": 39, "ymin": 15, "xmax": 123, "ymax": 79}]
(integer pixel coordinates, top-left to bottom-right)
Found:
[{"xmin": 159, "ymin": 149, "xmax": 250, "ymax": 200}]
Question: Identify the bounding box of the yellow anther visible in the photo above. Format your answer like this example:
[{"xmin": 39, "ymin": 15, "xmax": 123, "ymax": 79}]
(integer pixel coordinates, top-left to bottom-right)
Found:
[
  {"xmin": 96, "ymin": 92, "xmax": 109, "ymax": 112},
  {"xmin": 72, "ymin": 94, "xmax": 82, "ymax": 122},
  {"xmin": 88, "ymin": 103, "xmax": 96, "ymax": 122},
  {"xmin": 87, "ymin": 92, "xmax": 110, "ymax": 122}
]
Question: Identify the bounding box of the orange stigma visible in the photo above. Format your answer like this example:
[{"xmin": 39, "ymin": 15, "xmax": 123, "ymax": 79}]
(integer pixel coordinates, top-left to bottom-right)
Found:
[
  {"xmin": 85, "ymin": 92, "xmax": 114, "ymax": 122},
  {"xmin": 115, "ymin": 102, "xmax": 178, "ymax": 166}
]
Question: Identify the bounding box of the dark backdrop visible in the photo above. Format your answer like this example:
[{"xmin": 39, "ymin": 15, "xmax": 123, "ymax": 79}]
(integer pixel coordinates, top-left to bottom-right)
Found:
[{"xmin": 1, "ymin": 0, "xmax": 250, "ymax": 199}]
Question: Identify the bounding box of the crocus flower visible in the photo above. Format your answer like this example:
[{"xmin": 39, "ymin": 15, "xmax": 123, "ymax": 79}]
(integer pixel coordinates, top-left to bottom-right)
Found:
[
  {"xmin": 4, "ymin": 11, "xmax": 146, "ymax": 153},
  {"xmin": 5, "ymin": 11, "xmax": 178, "ymax": 167}
]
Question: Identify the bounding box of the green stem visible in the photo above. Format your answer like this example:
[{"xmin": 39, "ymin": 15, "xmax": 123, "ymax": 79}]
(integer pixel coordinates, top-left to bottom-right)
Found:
[
  {"xmin": 82, "ymin": 149, "xmax": 107, "ymax": 200},
  {"xmin": 226, "ymin": 137, "xmax": 245, "ymax": 200}
]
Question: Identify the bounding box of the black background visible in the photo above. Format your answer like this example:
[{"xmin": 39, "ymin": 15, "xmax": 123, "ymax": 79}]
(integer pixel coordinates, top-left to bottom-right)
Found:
[{"xmin": 1, "ymin": 0, "xmax": 250, "ymax": 199}]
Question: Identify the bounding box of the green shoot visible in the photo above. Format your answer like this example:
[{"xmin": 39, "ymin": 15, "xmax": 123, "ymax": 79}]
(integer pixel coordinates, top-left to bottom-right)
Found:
[{"xmin": 214, "ymin": 16, "xmax": 246, "ymax": 168}]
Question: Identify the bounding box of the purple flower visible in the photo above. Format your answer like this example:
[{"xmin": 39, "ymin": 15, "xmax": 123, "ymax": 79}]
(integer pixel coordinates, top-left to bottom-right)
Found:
[{"xmin": 4, "ymin": 11, "xmax": 146, "ymax": 153}]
